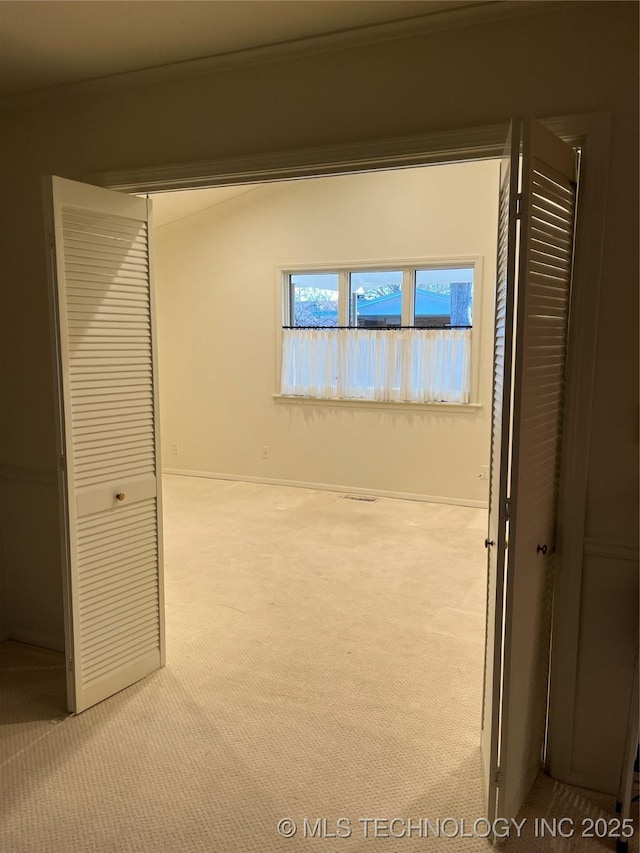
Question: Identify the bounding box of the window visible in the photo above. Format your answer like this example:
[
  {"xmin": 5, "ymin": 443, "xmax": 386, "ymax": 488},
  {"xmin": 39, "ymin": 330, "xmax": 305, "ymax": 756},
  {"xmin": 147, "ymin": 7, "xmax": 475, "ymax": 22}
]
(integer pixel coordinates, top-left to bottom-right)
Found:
[
  {"xmin": 350, "ymin": 270, "xmax": 403, "ymax": 327},
  {"xmin": 290, "ymin": 272, "xmax": 339, "ymax": 327},
  {"xmin": 280, "ymin": 262, "xmax": 477, "ymax": 405}
]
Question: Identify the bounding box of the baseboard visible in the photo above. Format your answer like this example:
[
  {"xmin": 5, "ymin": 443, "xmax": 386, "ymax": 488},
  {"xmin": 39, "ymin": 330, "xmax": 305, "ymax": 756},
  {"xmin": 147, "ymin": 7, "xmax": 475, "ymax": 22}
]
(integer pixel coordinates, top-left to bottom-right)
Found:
[
  {"xmin": 162, "ymin": 467, "xmax": 488, "ymax": 509},
  {"xmin": 6, "ymin": 628, "xmax": 65, "ymax": 654},
  {"xmin": 554, "ymin": 768, "xmax": 619, "ymax": 799}
]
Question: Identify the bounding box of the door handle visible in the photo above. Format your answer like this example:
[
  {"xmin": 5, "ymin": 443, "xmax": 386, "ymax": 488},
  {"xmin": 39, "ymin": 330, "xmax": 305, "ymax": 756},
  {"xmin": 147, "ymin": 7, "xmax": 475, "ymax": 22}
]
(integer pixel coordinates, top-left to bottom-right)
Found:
[
  {"xmin": 536, "ymin": 543, "xmax": 547, "ymax": 556},
  {"xmin": 484, "ymin": 539, "xmax": 495, "ymax": 549}
]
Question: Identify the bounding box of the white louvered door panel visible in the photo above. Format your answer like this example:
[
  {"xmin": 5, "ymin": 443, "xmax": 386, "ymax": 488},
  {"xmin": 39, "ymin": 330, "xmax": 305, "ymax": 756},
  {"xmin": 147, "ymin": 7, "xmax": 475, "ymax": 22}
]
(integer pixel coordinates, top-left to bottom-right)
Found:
[
  {"xmin": 497, "ymin": 119, "xmax": 577, "ymax": 819},
  {"xmin": 45, "ymin": 176, "xmax": 164, "ymax": 714},
  {"xmin": 480, "ymin": 123, "xmax": 520, "ymax": 821}
]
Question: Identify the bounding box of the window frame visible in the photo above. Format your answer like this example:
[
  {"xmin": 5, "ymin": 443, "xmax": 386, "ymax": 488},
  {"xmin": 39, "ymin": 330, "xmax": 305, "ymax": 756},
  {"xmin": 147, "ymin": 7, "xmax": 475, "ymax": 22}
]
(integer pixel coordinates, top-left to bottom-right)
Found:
[{"xmin": 275, "ymin": 254, "xmax": 484, "ymax": 410}]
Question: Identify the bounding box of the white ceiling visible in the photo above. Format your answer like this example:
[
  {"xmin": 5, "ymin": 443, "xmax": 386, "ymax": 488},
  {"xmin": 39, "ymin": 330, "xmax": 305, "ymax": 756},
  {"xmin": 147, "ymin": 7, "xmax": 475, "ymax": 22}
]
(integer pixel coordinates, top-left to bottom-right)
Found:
[
  {"xmin": 149, "ymin": 185, "xmax": 258, "ymax": 229},
  {"xmin": 0, "ymin": 0, "xmax": 490, "ymax": 96}
]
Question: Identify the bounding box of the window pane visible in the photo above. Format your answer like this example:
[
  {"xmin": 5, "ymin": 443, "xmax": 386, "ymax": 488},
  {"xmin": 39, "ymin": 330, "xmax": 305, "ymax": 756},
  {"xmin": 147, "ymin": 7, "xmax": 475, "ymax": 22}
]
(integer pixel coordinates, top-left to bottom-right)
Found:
[
  {"xmin": 290, "ymin": 273, "xmax": 339, "ymax": 327},
  {"xmin": 414, "ymin": 267, "xmax": 474, "ymax": 327},
  {"xmin": 350, "ymin": 270, "xmax": 403, "ymax": 328}
]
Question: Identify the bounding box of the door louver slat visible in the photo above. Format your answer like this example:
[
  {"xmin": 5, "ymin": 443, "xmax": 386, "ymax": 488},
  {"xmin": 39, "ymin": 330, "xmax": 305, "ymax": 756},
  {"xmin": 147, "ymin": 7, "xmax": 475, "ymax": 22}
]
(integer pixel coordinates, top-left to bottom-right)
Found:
[
  {"xmin": 80, "ymin": 576, "xmax": 159, "ymax": 616},
  {"xmin": 65, "ymin": 245, "xmax": 149, "ymax": 263},
  {"xmin": 73, "ymin": 428, "xmax": 155, "ymax": 448},
  {"xmin": 63, "ymin": 210, "xmax": 148, "ymax": 237},
  {"xmin": 62, "ymin": 219, "xmax": 149, "ymax": 241},
  {"xmin": 81, "ymin": 615, "xmax": 160, "ymax": 661},
  {"xmin": 77, "ymin": 512, "xmax": 157, "ymax": 542},
  {"xmin": 79, "ymin": 559, "xmax": 158, "ymax": 593},
  {"xmin": 66, "ymin": 260, "xmax": 149, "ymax": 275},
  {"xmin": 75, "ymin": 466, "xmax": 155, "ymax": 488},
  {"xmin": 81, "ymin": 596, "xmax": 160, "ymax": 638},
  {"xmin": 77, "ymin": 499, "xmax": 157, "ymax": 526},
  {"xmin": 75, "ymin": 450, "xmax": 155, "ymax": 475},
  {"xmin": 73, "ymin": 417, "xmax": 154, "ymax": 433},
  {"xmin": 77, "ymin": 524, "xmax": 157, "ymax": 557},
  {"xmin": 72, "ymin": 413, "xmax": 153, "ymax": 429},
  {"xmin": 65, "ymin": 242, "xmax": 149, "ymax": 261},
  {"xmin": 83, "ymin": 636, "xmax": 161, "ymax": 686},
  {"xmin": 66, "ymin": 293, "xmax": 151, "ymax": 307},
  {"xmin": 78, "ymin": 545, "xmax": 158, "ymax": 576},
  {"xmin": 68, "ymin": 282, "xmax": 150, "ymax": 297},
  {"xmin": 75, "ymin": 437, "xmax": 153, "ymax": 457},
  {"xmin": 72, "ymin": 393, "xmax": 153, "ymax": 409},
  {"xmin": 72, "ymin": 377, "xmax": 152, "ymax": 391}
]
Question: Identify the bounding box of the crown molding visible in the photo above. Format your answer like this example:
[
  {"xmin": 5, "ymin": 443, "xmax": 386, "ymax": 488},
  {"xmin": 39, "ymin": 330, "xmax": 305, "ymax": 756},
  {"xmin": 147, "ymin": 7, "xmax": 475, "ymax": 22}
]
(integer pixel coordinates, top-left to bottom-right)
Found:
[
  {"xmin": 1, "ymin": 0, "xmax": 565, "ymax": 113},
  {"xmin": 87, "ymin": 122, "xmax": 509, "ymax": 192}
]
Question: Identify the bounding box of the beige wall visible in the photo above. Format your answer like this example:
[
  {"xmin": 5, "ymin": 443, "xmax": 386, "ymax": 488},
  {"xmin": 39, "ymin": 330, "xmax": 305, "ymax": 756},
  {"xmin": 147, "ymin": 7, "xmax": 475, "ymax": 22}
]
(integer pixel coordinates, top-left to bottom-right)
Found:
[
  {"xmin": 154, "ymin": 163, "xmax": 498, "ymax": 502},
  {"xmin": 0, "ymin": 2, "xmax": 637, "ymax": 794}
]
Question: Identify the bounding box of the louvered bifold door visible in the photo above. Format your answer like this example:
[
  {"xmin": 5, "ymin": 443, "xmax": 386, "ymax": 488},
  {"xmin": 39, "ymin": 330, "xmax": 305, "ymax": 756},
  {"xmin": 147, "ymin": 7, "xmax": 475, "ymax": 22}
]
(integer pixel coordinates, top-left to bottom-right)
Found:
[
  {"xmin": 45, "ymin": 176, "xmax": 165, "ymax": 714},
  {"xmin": 497, "ymin": 119, "xmax": 577, "ymax": 819},
  {"xmin": 480, "ymin": 122, "xmax": 520, "ymax": 822}
]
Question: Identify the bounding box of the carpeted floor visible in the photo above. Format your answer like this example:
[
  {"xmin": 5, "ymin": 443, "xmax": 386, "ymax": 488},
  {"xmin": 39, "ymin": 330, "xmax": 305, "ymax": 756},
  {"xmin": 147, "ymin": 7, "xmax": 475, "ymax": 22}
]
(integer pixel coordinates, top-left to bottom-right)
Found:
[{"xmin": 0, "ymin": 476, "xmax": 636, "ymax": 851}]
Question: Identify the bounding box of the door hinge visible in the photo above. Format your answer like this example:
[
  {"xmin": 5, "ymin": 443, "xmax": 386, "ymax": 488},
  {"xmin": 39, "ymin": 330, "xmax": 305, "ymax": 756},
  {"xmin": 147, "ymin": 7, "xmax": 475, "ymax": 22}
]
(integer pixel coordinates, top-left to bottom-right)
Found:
[
  {"xmin": 67, "ymin": 657, "xmax": 73, "ymax": 672},
  {"xmin": 515, "ymin": 194, "xmax": 522, "ymax": 218},
  {"xmin": 491, "ymin": 765, "xmax": 502, "ymax": 787},
  {"xmin": 504, "ymin": 498, "xmax": 511, "ymax": 520}
]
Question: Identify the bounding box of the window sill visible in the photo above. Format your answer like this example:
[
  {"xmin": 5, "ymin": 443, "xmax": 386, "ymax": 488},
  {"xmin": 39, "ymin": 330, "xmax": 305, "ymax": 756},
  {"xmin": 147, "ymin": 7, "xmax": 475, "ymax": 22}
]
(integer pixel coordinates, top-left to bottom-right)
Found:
[{"xmin": 273, "ymin": 394, "xmax": 482, "ymax": 413}]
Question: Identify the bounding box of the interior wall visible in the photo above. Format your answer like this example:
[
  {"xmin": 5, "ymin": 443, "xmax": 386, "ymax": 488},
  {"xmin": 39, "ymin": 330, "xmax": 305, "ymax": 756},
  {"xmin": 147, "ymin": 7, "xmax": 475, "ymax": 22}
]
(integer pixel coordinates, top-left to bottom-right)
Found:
[
  {"xmin": 154, "ymin": 163, "xmax": 498, "ymax": 503},
  {"xmin": 0, "ymin": 2, "xmax": 637, "ymax": 793}
]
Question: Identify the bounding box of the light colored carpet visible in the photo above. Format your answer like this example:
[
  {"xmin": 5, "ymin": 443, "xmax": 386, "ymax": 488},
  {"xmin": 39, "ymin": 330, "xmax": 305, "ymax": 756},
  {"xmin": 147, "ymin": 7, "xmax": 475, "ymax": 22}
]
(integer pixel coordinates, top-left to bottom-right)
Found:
[
  {"xmin": 0, "ymin": 476, "xmax": 636, "ymax": 851},
  {"xmin": 0, "ymin": 641, "xmax": 67, "ymax": 767}
]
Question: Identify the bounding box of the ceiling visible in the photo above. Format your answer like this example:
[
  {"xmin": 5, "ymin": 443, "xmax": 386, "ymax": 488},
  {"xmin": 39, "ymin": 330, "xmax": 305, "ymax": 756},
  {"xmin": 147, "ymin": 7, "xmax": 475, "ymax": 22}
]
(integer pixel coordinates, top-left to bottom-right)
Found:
[
  {"xmin": 149, "ymin": 185, "xmax": 259, "ymax": 229},
  {"xmin": 0, "ymin": 0, "xmax": 492, "ymax": 97}
]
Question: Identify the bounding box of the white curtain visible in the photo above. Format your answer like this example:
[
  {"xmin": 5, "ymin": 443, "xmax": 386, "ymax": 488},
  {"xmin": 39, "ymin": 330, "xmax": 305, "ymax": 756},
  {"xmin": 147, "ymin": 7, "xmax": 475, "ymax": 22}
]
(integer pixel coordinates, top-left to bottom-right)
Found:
[{"xmin": 281, "ymin": 328, "xmax": 471, "ymax": 403}]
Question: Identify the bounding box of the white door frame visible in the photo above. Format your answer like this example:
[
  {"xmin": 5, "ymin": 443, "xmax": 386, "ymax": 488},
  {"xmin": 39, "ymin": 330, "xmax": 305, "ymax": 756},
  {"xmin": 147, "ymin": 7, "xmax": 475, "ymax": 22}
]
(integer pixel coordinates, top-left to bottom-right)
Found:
[{"xmin": 86, "ymin": 111, "xmax": 611, "ymax": 786}]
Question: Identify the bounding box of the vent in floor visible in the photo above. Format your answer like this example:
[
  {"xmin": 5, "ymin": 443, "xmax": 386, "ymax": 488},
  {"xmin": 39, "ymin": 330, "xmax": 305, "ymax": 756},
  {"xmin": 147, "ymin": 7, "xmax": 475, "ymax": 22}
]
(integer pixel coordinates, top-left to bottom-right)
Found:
[{"xmin": 341, "ymin": 494, "xmax": 378, "ymax": 503}]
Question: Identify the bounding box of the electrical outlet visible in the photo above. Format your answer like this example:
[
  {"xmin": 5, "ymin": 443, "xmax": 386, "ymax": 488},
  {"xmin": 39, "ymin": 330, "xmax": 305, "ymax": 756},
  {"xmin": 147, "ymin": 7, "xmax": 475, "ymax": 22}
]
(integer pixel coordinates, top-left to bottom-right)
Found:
[
  {"xmin": 172, "ymin": 443, "xmax": 180, "ymax": 455},
  {"xmin": 262, "ymin": 445, "xmax": 270, "ymax": 460},
  {"xmin": 479, "ymin": 465, "xmax": 489, "ymax": 481}
]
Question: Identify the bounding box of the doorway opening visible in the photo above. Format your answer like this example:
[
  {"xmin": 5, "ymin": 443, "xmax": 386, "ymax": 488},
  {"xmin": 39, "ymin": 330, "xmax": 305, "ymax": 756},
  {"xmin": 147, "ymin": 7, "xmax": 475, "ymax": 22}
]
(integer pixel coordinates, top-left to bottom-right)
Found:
[{"xmin": 145, "ymin": 158, "xmax": 500, "ymax": 823}]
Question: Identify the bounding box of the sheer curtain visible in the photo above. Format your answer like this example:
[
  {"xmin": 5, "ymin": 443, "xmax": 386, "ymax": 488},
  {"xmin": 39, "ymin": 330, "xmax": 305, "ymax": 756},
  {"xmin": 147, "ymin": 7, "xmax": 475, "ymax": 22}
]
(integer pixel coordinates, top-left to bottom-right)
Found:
[{"xmin": 281, "ymin": 328, "xmax": 471, "ymax": 403}]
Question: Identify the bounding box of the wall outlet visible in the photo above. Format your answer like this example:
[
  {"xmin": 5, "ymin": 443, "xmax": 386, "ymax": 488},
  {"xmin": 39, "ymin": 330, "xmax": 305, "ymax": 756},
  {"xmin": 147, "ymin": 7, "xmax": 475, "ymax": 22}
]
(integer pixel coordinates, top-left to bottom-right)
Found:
[
  {"xmin": 262, "ymin": 445, "xmax": 270, "ymax": 460},
  {"xmin": 171, "ymin": 443, "xmax": 180, "ymax": 455},
  {"xmin": 479, "ymin": 465, "xmax": 489, "ymax": 481}
]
